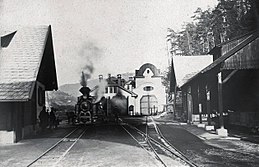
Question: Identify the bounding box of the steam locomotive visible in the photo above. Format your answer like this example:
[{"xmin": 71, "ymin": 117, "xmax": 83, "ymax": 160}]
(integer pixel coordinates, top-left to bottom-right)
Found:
[
  {"xmin": 74, "ymin": 86, "xmax": 92, "ymax": 124},
  {"xmin": 74, "ymin": 86, "xmax": 107, "ymax": 124},
  {"xmin": 75, "ymin": 84, "xmax": 130, "ymax": 124}
]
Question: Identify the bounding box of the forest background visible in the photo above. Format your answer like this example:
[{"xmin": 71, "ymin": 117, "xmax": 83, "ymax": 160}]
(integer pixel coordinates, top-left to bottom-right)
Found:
[{"xmin": 163, "ymin": 0, "xmax": 258, "ymax": 94}]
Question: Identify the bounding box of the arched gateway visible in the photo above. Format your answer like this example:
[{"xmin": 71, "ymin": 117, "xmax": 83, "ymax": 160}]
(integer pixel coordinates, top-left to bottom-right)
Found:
[{"xmin": 140, "ymin": 95, "xmax": 158, "ymax": 115}]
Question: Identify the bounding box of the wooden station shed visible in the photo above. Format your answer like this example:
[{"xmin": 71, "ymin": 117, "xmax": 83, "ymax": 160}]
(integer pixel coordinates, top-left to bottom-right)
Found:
[
  {"xmin": 170, "ymin": 56, "xmax": 213, "ymax": 121},
  {"xmin": 0, "ymin": 25, "xmax": 58, "ymax": 143},
  {"xmin": 180, "ymin": 31, "xmax": 259, "ymax": 129}
]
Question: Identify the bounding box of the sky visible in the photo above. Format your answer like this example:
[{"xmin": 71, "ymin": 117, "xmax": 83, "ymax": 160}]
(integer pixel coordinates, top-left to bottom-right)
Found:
[{"xmin": 0, "ymin": 0, "xmax": 218, "ymax": 85}]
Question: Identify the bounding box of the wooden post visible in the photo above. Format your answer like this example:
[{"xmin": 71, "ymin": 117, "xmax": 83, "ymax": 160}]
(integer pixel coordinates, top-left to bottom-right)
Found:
[
  {"xmin": 187, "ymin": 86, "xmax": 192, "ymax": 123},
  {"xmin": 217, "ymin": 72, "xmax": 224, "ymax": 128},
  {"xmin": 198, "ymin": 84, "xmax": 202, "ymax": 124},
  {"xmin": 173, "ymin": 85, "xmax": 177, "ymax": 119},
  {"xmin": 206, "ymin": 85, "xmax": 211, "ymax": 126},
  {"xmin": 216, "ymin": 72, "xmax": 228, "ymax": 136},
  {"xmin": 127, "ymin": 96, "xmax": 129, "ymax": 115}
]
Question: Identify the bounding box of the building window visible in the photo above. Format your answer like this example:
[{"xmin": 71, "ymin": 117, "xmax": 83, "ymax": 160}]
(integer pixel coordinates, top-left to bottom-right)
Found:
[
  {"xmin": 129, "ymin": 105, "xmax": 134, "ymax": 111},
  {"xmin": 109, "ymin": 87, "xmax": 113, "ymax": 93},
  {"xmin": 1, "ymin": 31, "xmax": 17, "ymax": 47},
  {"xmin": 105, "ymin": 87, "xmax": 108, "ymax": 93},
  {"xmin": 38, "ymin": 87, "xmax": 44, "ymax": 106}
]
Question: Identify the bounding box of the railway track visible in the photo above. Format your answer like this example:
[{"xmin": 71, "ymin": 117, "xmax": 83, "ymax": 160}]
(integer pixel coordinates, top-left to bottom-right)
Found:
[
  {"xmin": 120, "ymin": 117, "xmax": 198, "ymax": 167},
  {"xmin": 121, "ymin": 123, "xmax": 167, "ymax": 167},
  {"xmin": 149, "ymin": 117, "xmax": 198, "ymax": 167},
  {"xmin": 27, "ymin": 126, "xmax": 87, "ymax": 167}
]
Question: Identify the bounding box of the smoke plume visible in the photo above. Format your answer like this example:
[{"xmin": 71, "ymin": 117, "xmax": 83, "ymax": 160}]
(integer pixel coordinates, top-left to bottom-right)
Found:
[
  {"xmin": 79, "ymin": 41, "xmax": 103, "ymax": 86},
  {"xmin": 111, "ymin": 89, "xmax": 127, "ymax": 116},
  {"xmin": 94, "ymin": 79, "xmax": 108, "ymax": 102},
  {"xmin": 80, "ymin": 63, "xmax": 94, "ymax": 87}
]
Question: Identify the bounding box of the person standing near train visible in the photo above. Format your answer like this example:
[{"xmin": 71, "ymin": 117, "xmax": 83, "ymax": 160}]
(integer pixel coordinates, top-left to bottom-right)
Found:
[
  {"xmin": 49, "ymin": 107, "xmax": 57, "ymax": 130},
  {"xmin": 39, "ymin": 106, "xmax": 49, "ymax": 132}
]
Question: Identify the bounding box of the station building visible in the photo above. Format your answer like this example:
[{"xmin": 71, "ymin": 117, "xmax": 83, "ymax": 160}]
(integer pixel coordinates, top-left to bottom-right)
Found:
[
  {"xmin": 131, "ymin": 63, "xmax": 166, "ymax": 115},
  {"xmin": 95, "ymin": 63, "xmax": 166, "ymax": 116},
  {"xmin": 0, "ymin": 25, "xmax": 58, "ymax": 143},
  {"xmin": 170, "ymin": 56, "xmax": 213, "ymax": 121}
]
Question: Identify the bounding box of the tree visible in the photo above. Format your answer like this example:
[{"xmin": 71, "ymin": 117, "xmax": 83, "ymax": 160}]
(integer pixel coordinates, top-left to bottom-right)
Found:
[
  {"xmin": 162, "ymin": 66, "xmax": 172, "ymax": 95},
  {"xmin": 192, "ymin": 7, "xmax": 215, "ymax": 53},
  {"xmin": 167, "ymin": 0, "xmax": 257, "ymax": 55}
]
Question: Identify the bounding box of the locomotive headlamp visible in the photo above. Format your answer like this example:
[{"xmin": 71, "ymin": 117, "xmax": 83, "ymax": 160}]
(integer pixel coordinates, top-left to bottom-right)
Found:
[
  {"xmin": 82, "ymin": 96, "xmax": 87, "ymax": 99},
  {"xmin": 81, "ymin": 102, "xmax": 87, "ymax": 111},
  {"xmin": 80, "ymin": 101, "xmax": 90, "ymax": 111}
]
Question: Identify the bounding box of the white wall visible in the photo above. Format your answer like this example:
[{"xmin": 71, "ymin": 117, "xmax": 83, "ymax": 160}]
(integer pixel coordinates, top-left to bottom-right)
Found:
[{"xmin": 133, "ymin": 68, "xmax": 166, "ymax": 115}]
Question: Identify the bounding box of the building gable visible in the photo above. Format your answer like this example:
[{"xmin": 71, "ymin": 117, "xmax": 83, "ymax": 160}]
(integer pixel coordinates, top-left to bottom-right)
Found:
[
  {"xmin": 0, "ymin": 25, "xmax": 58, "ymax": 101},
  {"xmin": 135, "ymin": 63, "xmax": 161, "ymax": 78},
  {"xmin": 37, "ymin": 26, "xmax": 58, "ymax": 91}
]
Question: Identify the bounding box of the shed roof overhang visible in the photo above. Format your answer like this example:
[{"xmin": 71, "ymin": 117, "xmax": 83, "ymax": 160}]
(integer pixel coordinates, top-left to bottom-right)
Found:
[
  {"xmin": 0, "ymin": 81, "xmax": 34, "ymax": 102},
  {"xmin": 181, "ymin": 31, "xmax": 259, "ymax": 88},
  {"xmin": 201, "ymin": 32, "xmax": 259, "ymax": 73}
]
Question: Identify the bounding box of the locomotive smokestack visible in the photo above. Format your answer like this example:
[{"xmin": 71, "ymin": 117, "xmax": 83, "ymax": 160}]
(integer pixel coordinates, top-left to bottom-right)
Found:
[
  {"xmin": 79, "ymin": 71, "xmax": 90, "ymax": 96},
  {"xmin": 80, "ymin": 63, "xmax": 94, "ymax": 87},
  {"xmin": 80, "ymin": 71, "xmax": 87, "ymax": 87}
]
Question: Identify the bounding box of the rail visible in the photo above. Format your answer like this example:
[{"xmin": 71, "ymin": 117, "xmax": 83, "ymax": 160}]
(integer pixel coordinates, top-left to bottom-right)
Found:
[
  {"xmin": 27, "ymin": 126, "xmax": 87, "ymax": 167},
  {"xmin": 120, "ymin": 117, "xmax": 199, "ymax": 167},
  {"xmin": 121, "ymin": 124, "xmax": 167, "ymax": 167},
  {"xmin": 150, "ymin": 116, "xmax": 198, "ymax": 167}
]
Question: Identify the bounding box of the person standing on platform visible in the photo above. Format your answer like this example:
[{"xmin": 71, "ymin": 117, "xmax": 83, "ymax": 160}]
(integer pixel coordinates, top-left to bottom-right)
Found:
[
  {"xmin": 49, "ymin": 107, "xmax": 56, "ymax": 130},
  {"xmin": 39, "ymin": 106, "xmax": 49, "ymax": 132}
]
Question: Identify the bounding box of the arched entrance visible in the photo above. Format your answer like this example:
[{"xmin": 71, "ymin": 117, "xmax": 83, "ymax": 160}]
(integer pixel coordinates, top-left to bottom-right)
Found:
[{"xmin": 140, "ymin": 95, "xmax": 158, "ymax": 115}]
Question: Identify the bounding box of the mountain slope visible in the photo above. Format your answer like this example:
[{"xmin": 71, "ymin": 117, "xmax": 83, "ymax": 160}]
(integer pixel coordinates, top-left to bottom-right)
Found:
[{"xmin": 47, "ymin": 90, "xmax": 77, "ymax": 109}]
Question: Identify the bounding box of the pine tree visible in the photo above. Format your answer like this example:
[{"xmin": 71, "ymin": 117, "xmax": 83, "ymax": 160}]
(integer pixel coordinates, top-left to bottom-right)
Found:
[{"xmin": 167, "ymin": 0, "xmax": 257, "ymax": 55}]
